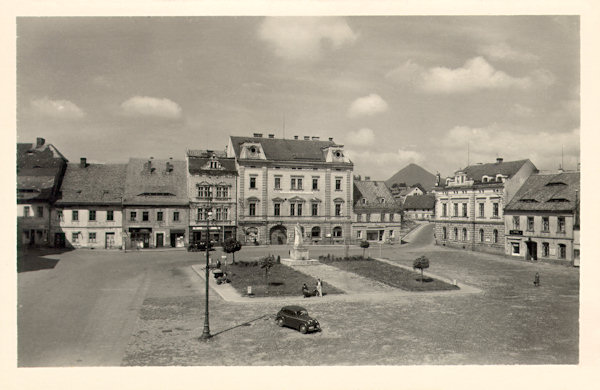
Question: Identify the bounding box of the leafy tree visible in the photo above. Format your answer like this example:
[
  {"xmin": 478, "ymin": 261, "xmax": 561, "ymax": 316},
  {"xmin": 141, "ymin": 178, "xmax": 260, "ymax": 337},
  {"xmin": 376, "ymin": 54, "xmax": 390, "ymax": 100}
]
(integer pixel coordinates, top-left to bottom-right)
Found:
[
  {"xmin": 260, "ymin": 254, "xmax": 276, "ymax": 290},
  {"xmin": 359, "ymin": 240, "xmax": 370, "ymax": 258},
  {"xmin": 413, "ymin": 255, "xmax": 430, "ymax": 283},
  {"xmin": 222, "ymin": 238, "xmax": 242, "ymax": 264}
]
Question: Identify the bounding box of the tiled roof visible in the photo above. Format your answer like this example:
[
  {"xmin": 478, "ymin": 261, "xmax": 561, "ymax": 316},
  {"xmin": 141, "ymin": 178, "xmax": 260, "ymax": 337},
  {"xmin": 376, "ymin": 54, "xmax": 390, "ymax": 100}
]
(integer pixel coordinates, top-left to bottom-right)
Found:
[
  {"xmin": 402, "ymin": 194, "xmax": 435, "ymax": 210},
  {"xmin": 230, "ymin": 136, "xmax": 338, "ymax": 162},
  {"xmin": 17, "ymin": 143, "xmax": 68, "ymax": 170},
  {"xmin": 505, "ymin": 171, "xmax": 580, "ymax": 212},
  {"xmin": 188, "ymin": 153, "xmax": 237, "ymax": 175},
  {"xmin": 463, "ymin": 159, "xmax": 530, "ymax": 182},
  {"xmin": 17, "ymin": 176, "xmax": 56, "ymax": 201},
  {"xmin": 353, "ymin": 181, "xmax": 401, "ymax": 211},
  {"xmin": 17, "ymin": 142, "xmax": 67, "ymax": 202},
  {"xmin": 56, "ymin": 163, "xmax": 127, "ymax": 205},
  {"xmin": 123, "ymin": 158, "xmax": 188, "ymax": 205}
]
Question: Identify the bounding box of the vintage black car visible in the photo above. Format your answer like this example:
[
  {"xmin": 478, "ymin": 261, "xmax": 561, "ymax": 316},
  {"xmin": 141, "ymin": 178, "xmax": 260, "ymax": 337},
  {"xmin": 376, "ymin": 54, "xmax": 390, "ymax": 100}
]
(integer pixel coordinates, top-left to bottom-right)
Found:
[{"xmin": 275, "ymin": 305, "xmax": 320, "ymax": 334}]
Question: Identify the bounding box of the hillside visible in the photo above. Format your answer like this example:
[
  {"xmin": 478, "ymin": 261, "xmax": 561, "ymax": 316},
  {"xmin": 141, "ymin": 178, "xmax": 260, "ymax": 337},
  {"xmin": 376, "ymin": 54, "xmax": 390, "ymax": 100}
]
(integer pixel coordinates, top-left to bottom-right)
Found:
[{"xmin": 385, "ymin": 163, "xmax": 436, "ymax": 191}]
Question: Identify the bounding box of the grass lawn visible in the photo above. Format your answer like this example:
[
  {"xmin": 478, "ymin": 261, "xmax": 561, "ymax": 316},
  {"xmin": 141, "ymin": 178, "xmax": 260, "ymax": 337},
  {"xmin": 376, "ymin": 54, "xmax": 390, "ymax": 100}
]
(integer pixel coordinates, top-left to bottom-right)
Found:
[
  {"xmin": 225, "ymin": 261, "xmax": 344, "ymax": 297},
  {"xmin": 319, "ymin": 256, "xmax": 459, "ymax": 292}
]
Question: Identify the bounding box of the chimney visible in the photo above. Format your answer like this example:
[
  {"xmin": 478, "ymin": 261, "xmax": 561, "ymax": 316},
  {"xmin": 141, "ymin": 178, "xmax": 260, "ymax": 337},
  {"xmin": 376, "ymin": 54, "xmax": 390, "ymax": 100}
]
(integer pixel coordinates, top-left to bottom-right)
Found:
[
  {"xmin": 304, "ymin": 136, "xmax": 310, "ymax": 140},
  {"xmin": 253, "ymin": 133, "xmax": 263, "ymax": 138},
  {"xmin": 80, "ymin": 157, "xmax": 87, "ymax": 168},
  {"xmin": 328, "ymin": 137, "xmax": 334, "ymax": 141},
  {"xmin": 312, "ymin": 136, "xmax": 320, "ymax": 140},
  {"xmin": 496, "ymin": 157, "xmax": 503, "ymax": 164},
  {"xmin": 36, "ymin": 137, "xmax": 45, "ymax": 148},
  {"xmin": 268, "ymin": 134, "xmax": 275, "ymax": 139},
  {"xmin": 294, "ymin": 135, "xmax": 299, "ymax": 140}
]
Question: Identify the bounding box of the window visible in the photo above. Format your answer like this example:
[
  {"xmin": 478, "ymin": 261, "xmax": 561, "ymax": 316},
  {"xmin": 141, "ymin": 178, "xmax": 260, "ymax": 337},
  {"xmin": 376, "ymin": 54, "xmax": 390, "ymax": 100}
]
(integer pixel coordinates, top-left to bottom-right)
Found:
[
  {"xmin": 249, "ymin": 203, "xmax": 256, "ymax": 216},
  {"xmin": 366, "ymin": 213, "xmax": 371, "ymax": 222},
  {"xmin": 493, "ymin": 229, "xmax": 498, "ymax": 243},
  {"xmin": 89, "ymin": 232, "xmax": 97, "ymax": 243},
  {"xmin": 88, "ymin": 210, "xmax": 96, "ymax": 221},
  {"xmin": 453, "ymin": 227, "xmax": 458, "ymax": 240},
  {"xmin": 479, "ymin": 229, "xmax": 484, "ymax": 242},
  {"xmin": 442, "ymin": 204, "xmax": 447, "ymax": 217},
  {"xmin": 57, "ymin": 209, "xmax": 64, "ymax": 221},
  {"xmin": 311, "ymin": 203, "xmax": 318, "ymax": 216},
  {"xmin": 558, "ymin": 217, "xmax": 566, "ymax": 233},
  {"xmin": 73, "ymin": 210, "xmax": 79, "ymax": 221},
  {"xmin": 511, "ymin": 242, "xmax": 520, "ymax": 255},
  {"xmin": 297, "ymin": 178, "xmax": 303, "ymax": 190},
  {"xmin": 454, "ymin": 203, "xmax": 459, "ymax": 217},
  {"xmin": 389, "ymin": 213, "xmax": 394, "ymax": 222},
  {"xmin": 198, "ymin": 185, "xmax": 211, "ymax": 198},
  {"xmin": 493, "ymin": 203, "xmax": 499, "ymax": 217},
  {"xmin": 335, "ymin": 178, "xmax": 342, "ymax": 191},
  {"xmin": 142, "ymin": 211, "xmax": 149, "ymax": 221},
  {"xmin": 558, "ymin": 244, "xmax": 566, "ymax": 259},
  {"xmin": 197, "ymin": 208, "xmax": 205, "ymax": 221},
  {"xmin": 274, "ymin": 177, "xmax": 281, "ymax": 189},
  {"xmin": 332, "ymin": 226, "xmax": 342, "ymax": 237},
  {"xmin": 216, "ymin": 186, "xmax": 229, "ymax": 199},
  {"xmin": 222, "ymin": 208, "xmax": 229, "ymax": 221},
  {"xmin": 71, "ymin": 232, "xmax": 79, "ymax": 243},
  {"xmin": 542, "ymin": 242, "xmax": 549, "ymax": 257},
  {"xmin": 527, "ymin": 216, "xmax": 534, "ymax": 231},
  {"xmin": 173, "ymin": 211, "xmax": 180, "ymax": 222},
  {"xmin": 311, "ymin": 227, "xmax": 321, "ymax": 238},
  {"xmin": 129, "ymin": 211, "xmax": 136, "ymax": 221},
  {"xmin": 249, "ymin": 177, "xmax": 257, "ymax": 189},
  {"xmin": 274, "ymin": 203, "xmax": 281, "ymax": 216},
  {"xmin": 312, "ymin": 178, "xmax": 319, "ymax": 190},
  {"xmin": 462, "ymin": 203, "xmax": 467, "ymax": 217},
  {"xmin": 291, "ymin": 178, "xmax": 296, "ymax": 190},
  {"xmin": 215, "ymin": 208, "xmax": 222, "ymax": 221},
  {"xmin": 157, "ymin": 211, "xmax": 163, "ymax": 221},
  {"xmin": 513, "ymin": 216, "xmax": 520, "ymax": 229},
  {"xmin": 335, "ymin": 203, "xmax": 341, "ymax": 216},
  {"xmin": 357, "ymin": 213, "xmax": 362, "ymax": 222},
  {"xmin": 23, "ymin": 206, "xmax": 30, "ymax": 217},
  {"xmin": 37, "ymin": 206, "xmax": 44, "ymax": 217},
  {"xmin": 442, "ymin": 227, "xmax": 447, "ymax": 240},
  {"xmin": 381, "ymin": 213, "xmax": 385, "ymax": 222},
  {"xmin": 357, "ymin": 231, "xmax": 362, "ymax": 239},
  {"xmin": 297, "ymin": 203, "xmax": 303, "ymax": 216},
  {"xmin": 462, "ymin": 228, "xmax": 467, "ymax": 241},
  {"xmin": 542, "ymin": 217, "xmax": 549, "ymax": 232},
  {"xmin": 107, "ymin": 210, "xmax": 114, "ymax": 221},
  {"xmin": 479, "ymin": 203, "xmax": 485, "ymax": 217},
  {"xmin": 389, "ymin": 230, "xmax": 394, "ymax": 238}
]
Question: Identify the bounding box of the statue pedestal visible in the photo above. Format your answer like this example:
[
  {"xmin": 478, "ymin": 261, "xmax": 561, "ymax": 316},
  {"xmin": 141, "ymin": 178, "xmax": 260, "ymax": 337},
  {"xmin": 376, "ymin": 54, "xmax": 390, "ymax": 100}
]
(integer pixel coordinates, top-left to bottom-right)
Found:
[{"xmin": 281, "ymin": 246, "xmax": 320, "ymax": 266}]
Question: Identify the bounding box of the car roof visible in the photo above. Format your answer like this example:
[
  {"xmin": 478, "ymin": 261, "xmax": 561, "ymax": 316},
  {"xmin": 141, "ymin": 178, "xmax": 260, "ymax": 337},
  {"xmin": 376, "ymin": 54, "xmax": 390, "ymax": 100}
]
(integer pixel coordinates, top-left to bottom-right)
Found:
[{"xmin": 281, "ymin": 305, "xmax": 307, "ymax": 312}]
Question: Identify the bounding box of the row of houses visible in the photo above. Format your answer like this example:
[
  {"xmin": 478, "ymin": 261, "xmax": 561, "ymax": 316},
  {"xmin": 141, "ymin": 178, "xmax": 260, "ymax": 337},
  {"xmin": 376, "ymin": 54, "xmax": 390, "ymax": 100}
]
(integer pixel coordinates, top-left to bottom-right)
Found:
[{"xmin": 17, "ymin": 135, "xmax": 402, "ymax": 250}]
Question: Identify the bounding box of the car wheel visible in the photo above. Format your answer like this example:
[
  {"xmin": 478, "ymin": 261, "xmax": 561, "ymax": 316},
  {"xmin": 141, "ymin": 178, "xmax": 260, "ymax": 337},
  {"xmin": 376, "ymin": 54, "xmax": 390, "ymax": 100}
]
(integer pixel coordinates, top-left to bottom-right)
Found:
[
  {"xmin": 299, "ymin": 324, "xmax": 307, "ymax": 334},
  {"xmin": 276, "ymin": 318, "xmax": 284, "ymax": 327}
]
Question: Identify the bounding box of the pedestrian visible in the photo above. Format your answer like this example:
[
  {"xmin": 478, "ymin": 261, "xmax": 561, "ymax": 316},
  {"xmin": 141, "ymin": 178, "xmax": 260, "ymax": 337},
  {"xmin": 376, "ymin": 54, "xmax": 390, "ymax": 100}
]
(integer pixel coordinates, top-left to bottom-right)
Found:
[
  {"xmin": 302, "ymin": 283, "xmax": 311, "ymax": 298},
  {"xmin": 316, "ymin": 278, "xmax": 323, "ymax": 297},
  {"xmin": 533, "ymin": 272, "xmax": 540, "ymax": 287}
]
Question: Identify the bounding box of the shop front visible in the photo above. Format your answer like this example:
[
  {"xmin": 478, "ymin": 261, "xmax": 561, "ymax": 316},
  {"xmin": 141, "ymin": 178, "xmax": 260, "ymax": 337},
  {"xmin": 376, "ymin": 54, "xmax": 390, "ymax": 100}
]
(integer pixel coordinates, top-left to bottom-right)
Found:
[{"xmin": 129, "ymin": 227, "xmax": 151, "ymax": 249}]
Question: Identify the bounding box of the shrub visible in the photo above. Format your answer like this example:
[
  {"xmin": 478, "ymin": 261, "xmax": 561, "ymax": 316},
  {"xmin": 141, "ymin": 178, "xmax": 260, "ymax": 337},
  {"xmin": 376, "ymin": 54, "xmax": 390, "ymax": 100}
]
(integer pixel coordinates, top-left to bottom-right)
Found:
[
  {"xmin": 359, "ymin": 240, "xmax": 370, "ymax": 258},
  {"xmin": 222, "ymin": 238, "xmax": 242, "ymax": 264},
  {"xmin": 413, "ymin": 255, "xmax": 430, "ymax": 283}
]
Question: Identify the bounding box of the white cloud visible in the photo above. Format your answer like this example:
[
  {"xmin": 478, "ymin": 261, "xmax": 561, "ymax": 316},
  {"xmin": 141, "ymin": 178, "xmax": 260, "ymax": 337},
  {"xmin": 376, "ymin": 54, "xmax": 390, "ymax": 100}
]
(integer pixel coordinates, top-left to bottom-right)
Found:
[
  {"xmin": 438, "ymin": 125, "xmax": 580, "ymax": 171},
  {"xmin": 31, "ymin": 97, "xmax": 85, "ymax": 119},
  {"xmin": 347, "ymin": 94, "xmax": 388, "ymax": 118},
  {"xmin": 258, "ymin": 17, "xmax": 357, "ymax": 61},
  {"xmin": 346, "ymin": 128, "xmax": 375, "ymax": 146},
  {"xmin": 479, "ymin": 43, "xmax": 539, "ymax": 63},
  {"xmin": 346, "ymin": 148, "xmax": 426, "ymax": 180},
  {"xmin": 386, "ymin": 57, "xmax": 546, "ymax": 94},
  {"xmin": 120, "ymin": 96, "xmax": 182, "ymax": 119}
]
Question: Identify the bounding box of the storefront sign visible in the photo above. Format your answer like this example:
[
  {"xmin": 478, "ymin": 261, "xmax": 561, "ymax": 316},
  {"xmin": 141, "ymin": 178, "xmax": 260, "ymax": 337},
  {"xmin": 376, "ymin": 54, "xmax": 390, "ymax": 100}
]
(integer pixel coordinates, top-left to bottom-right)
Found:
[{"xmin": 509, "ymin": 230, "xmax": 523, "ymax": 236}]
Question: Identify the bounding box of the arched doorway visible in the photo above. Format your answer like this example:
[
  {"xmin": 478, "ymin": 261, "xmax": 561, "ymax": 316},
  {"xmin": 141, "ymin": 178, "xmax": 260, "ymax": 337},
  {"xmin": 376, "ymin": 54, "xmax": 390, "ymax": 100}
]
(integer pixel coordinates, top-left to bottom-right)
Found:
[{"xmin": 270, "ymin": 225, "xmax": 287, "ymax": 245}]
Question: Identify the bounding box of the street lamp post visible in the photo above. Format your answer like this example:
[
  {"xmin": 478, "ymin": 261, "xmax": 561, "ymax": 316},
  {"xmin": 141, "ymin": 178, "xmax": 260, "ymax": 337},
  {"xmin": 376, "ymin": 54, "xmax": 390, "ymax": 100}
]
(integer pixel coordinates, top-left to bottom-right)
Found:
[{"xmin": 200, "ymin": 209, "xmax": 213, "ymax": 341}]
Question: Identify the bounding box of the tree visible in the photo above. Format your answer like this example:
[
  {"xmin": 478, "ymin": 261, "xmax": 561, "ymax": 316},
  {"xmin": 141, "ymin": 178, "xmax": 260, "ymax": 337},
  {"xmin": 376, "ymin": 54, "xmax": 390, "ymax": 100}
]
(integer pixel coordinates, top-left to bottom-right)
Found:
[
  {"xmin": 413, "ymin": 255, "xmax": 430, "ymax": 283},
  {"xmin": 359, "ymin": 240, "xmax": 370, "ymax": 258},
  {"xmin": 260, "ymin": 254, "xmax": 276, "ymax": 291},
  {"xmin": 222, "ymin": 237, "xmax": 242, "ymax": 264}
]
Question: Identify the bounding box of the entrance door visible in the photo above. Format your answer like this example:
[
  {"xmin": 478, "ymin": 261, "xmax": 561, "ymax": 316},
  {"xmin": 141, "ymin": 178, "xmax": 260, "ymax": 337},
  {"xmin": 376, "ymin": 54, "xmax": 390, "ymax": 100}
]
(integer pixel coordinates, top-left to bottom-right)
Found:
[
  {"xmin": 526, "ymin": 241, "xmax": 538, "ymax": 260},
  {"xmin": 105, "ymin": 232, "xmax": 115, "ymax": 249},
  {"xmin": 54, "ymin": 233, "xmax": 66, "ymax": 248},
  {"xmin": 270, "ymin": 226, "xmax": 287, "ymax": 245},
  {"xmin": 156, "ymin": 233, "xmax": 164, "ymax": 247}
]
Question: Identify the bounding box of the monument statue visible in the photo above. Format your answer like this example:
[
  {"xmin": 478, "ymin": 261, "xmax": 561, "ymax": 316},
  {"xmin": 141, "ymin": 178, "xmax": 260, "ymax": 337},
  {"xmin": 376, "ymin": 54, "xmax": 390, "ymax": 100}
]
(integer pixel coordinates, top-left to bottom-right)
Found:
[{"xmin": 294, "ymin": 223, "xmax": 303, "ymax": 249}]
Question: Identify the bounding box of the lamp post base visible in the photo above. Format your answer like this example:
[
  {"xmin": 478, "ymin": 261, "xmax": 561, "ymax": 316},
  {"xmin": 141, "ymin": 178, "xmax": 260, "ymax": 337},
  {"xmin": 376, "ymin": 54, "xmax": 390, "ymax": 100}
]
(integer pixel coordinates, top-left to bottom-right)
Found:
[{"xmin": 199, "ymin": 332, "xmax": 212, "ymax": 341}]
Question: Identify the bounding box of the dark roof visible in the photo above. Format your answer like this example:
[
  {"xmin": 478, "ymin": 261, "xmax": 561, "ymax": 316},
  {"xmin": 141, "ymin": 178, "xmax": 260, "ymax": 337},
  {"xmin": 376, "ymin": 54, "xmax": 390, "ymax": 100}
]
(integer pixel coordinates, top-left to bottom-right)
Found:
[
  {"xmin": 230, "ymin": 136, "xmax": 338, "ymax": 162},
  {"xmin": 56, "ymin": 163, "xmax": 127, "ymax": 205},
  {"xmin": 386, "ymin": 163, "xmax": 436, "ymax": 190},
  {"xmin": 463, "ymin": 159, "xmax": 530, "ymax": 182},
  {"xmin": 402, "ymin": 194, "xmax": 435, "ymax": 210},
  {"xmin": 353, "ymin": 181, "xmax": 401, "ymax": 211},
  {"xmin": 505, "ymin": 171, "xmax": 580, "ymax": 212},
  {"xmin": 17, "ymin": 176, "xmax": 56, "ymax": 201},
  {"xmin": 17, "ymin": 142, "xmax": 68, "ymax": 202},
  {"xmin": 17, "ymin": 142, "xmax": 68, "ymax": 170},
  {"xmin": 188, "ymin": 151, "xmax": 237, "ymax": 175},
  {"xmin": 123, "ymin": 158, "xmax": 188, "ymax": 205}
]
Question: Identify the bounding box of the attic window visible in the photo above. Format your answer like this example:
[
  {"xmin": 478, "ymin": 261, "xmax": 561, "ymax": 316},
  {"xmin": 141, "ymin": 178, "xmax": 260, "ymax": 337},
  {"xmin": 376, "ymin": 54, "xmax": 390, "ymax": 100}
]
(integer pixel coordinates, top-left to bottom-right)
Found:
[
  {"xmin": 548, "ymin": 198, "xmax": 570, "ymax": 203},
  {"xmin": 138, "ymin": 192, "xmax": 175, "ymax": 196},
  {"xmin": 520, "ymin": 199, "xmax": 538, "ymax": 203},
  {"xmin": 361, "ymin": 198, "xmax": 367, "ymax": 205},
  {"xmin": 335, "ymin": 151, "xmax": 341, "ymax": 158},
  {"xmin": 546, "ymin": 181, "xmax": 567, "ymax": 186},
  {"xmin": 379, "ymin": 198, "xmax": 385, "ymax": 203},
  {"xmin": 17, "ymin": 189, "xmax": 40, "ymax": 193}
]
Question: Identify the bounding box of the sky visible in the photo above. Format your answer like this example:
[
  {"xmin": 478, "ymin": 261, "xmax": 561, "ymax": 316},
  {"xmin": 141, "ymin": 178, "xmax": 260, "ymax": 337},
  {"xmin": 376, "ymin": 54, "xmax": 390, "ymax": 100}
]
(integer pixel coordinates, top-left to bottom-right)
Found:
[{"xmin": 16, "ymin": 16, "xmax": 580, "ymax": 179}]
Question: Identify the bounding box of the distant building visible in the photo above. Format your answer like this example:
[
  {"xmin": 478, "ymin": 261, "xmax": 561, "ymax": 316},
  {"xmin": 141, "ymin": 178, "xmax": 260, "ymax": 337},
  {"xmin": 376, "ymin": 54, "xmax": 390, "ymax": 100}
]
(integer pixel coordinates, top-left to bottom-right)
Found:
[
  {"xmin": 227, "ymin": 133, "xmax": 353, "ymax": 244},
  {"xmin": 504, "ymin": 171, "xmax": 580, "ymax": 264},
  {"xmin": 352, "ymin": 179, "xmax": 402, "ymax": 242},
  {"xmin": 433, "ymin": 158, "xmax": 537, "ymax": 254},
  {"xmin": 123, "ymin": 158, "xmax": 189, "ymax": 249},
  {"xmin": 402, "ymin": 194, "xmax": 435, "ymax": 221},
  {"xmin": 17, "ymin": 138, "xmax": 68, "ymax": 247},
  {"xmin": 391, "ymin": 183, "xmax": 426, "ymax": 202},
  {"xmin": 52, "ymin": 159, "xmax": 126, "ymax": 249},
  {"xmin": 187, "ymin": 150, "xmax": 238, "ymax": 244}
]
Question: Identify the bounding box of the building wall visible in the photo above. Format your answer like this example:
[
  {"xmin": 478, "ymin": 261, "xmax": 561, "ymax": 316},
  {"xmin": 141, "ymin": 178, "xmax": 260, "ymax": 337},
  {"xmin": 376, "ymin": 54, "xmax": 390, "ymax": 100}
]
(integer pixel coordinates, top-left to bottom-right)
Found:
[
  {"xmin": 50, "ymin": 206, "xmax": 124, "ymax": 249},
  {"xmin": 17, "ymin": 203, "xmax": 51, "ymax": 246},
  {"xmin": 122, "ymin": 206, "xmax": 189, "ymax": 248},
  {"xmin": 404, "ymin": 209, "xmax": 434, "ymax": 221}
]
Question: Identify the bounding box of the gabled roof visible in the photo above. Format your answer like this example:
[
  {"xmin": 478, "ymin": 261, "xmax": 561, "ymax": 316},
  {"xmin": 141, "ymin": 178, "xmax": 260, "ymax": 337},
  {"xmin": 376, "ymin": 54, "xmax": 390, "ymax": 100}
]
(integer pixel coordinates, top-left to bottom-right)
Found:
[
  {"xmin": 56, "ymin": 163, "xmax": 127, "ymax": 205},
  {"xmin": 463, "ymin": 159, "xmax": 530, "ymax": 182},
  {"xmin": 505, "ymin": 171, "xmax": 580, "ymax": 212},
  {"xmin": 187, "ymin": 150, "xmax": 237, "ymax": 175},
  {"xmin": 17, "ymin": 141, "xmax": 67, "ymax": 202},
  {"xmin": 402, "ymin": 194, "xmax": 435, "ymax": 210},
  {"xmin": 353, "ymin": 180, "xmax": 401, "ymax": 211},
  {"xmin": 123, "ymin": 158, "xmax": 188, "ymax": 205},
  {"xmin": 229, "ymin": 136, "xmax": 339, "ymax": 162},
  {"xmin": 17, "ymin": 142, "xmax": 68, "ymax": 171}
]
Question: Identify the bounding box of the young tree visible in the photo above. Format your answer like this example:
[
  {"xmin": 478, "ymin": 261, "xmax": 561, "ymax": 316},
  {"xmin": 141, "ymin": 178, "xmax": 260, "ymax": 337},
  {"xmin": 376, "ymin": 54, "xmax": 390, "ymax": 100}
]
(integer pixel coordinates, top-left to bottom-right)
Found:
[
  {"xmin": 413, "ymin": 255, "xmax": 430, "ymax": 283},
  {"xmin": 260, "ymin": 254, "xmax": 276, "ymax": 291},
  {"xmin": 222, "ymin": 237, "xmax": 242, "ymax": 264},
  {"xmin": 360, "ymin": 240, "xmax": 370, "ymax": 258}
]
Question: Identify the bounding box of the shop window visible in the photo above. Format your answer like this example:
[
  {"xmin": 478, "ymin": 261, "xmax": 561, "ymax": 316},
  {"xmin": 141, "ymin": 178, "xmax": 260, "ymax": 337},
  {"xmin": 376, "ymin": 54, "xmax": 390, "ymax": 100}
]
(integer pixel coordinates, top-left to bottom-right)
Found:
[{"xmin": 511, "ymin": 242, "xmax": 520, "ymax": 255}]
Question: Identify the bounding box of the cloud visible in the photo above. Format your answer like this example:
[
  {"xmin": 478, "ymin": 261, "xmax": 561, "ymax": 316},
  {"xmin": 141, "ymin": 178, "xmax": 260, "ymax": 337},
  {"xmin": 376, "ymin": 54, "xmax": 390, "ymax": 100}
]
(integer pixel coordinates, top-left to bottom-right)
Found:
[
  {"xmin": 509, "ymin": 103, "xmax": 534, "ymax": 117},
  {"xmin": 386, "ymin": 57, "xmax": 549, "ymax": 94},
  {"xmin": 120, "ymin": 96, "xmax": 182, "ymax": 119},
  {"xmin": 30, "ymin": 97, "xmax": 85, "ymax": 119},
  {"xmin": 346, "ymin": 148, "xmax": 426, "ymax": 180},
  {"xmin": 347, "ymin": 94, "xmax": 388, "ymax": 118},
  {"xmin": 258, "ymin": 17, "xmax": 357, "ymax": 61},
  {"xmin": 479, "ymin": 43, "xmax": 539, "ymax": 63},
  {"xmin": 438, "ymin": 125, "xmax": 580, "ymax": 172},
  {"xmin": 346, "ymin": 128, "xmax": 375, "ymax": 146}
]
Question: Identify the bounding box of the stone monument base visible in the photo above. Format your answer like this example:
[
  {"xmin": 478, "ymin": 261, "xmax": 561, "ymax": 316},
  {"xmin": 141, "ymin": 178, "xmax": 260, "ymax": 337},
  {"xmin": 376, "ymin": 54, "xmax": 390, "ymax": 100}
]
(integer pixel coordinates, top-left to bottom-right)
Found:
[
  {"xmin": 281, "ymin": 258, "xmax": 320, "ymax": 266},
  {"xmin": 281, "ymin": 247, "xmax": 320, "ymax": 266}
]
